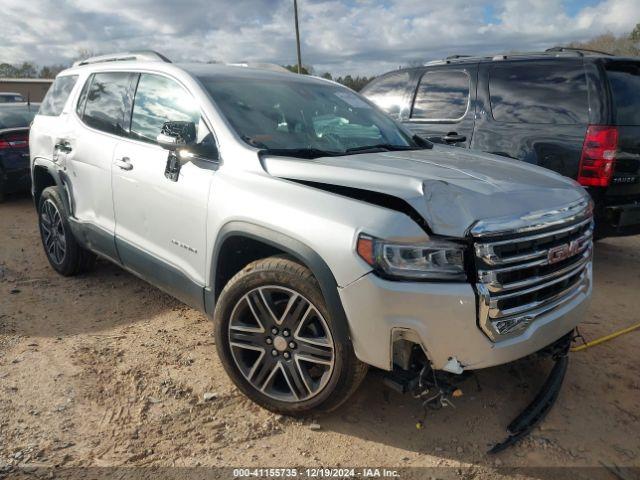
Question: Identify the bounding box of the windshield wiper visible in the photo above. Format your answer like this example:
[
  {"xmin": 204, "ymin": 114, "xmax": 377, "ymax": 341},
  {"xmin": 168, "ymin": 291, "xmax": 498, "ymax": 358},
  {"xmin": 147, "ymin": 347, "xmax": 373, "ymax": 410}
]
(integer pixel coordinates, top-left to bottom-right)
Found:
[
  {"xmin": 344, "ymin": 144, "xmax": 419, "ymax": 154},
  {"xmin": 260, "ymin": 148, "xmax": 340, "ymax": 159}
]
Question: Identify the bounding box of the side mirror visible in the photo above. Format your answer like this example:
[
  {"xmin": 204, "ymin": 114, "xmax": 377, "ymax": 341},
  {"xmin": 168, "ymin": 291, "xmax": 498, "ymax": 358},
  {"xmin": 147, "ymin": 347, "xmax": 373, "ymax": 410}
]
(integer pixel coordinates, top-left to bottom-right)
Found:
[{"xmin": 157, "ymin": 121, "xmax": 196, "ymax": 151}]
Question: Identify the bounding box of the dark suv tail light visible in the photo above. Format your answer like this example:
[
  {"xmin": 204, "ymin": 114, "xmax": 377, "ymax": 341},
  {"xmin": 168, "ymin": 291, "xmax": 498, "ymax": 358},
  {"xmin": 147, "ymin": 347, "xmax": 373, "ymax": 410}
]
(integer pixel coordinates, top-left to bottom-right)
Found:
[
  {"xmin": 577, "ymin": 125, "xmax": 618, "ymax": 187},
  {"xmin": 0, "ymin": 131, "xmax": 29, "ymax": 150}
]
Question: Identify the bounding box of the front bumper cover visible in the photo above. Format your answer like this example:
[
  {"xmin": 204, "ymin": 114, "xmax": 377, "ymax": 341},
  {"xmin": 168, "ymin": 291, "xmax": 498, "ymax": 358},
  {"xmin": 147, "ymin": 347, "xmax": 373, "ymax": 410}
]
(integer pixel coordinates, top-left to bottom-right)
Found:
[{"xmin": 338, "ymin": 267, "xmax": 591, "ymax": 371}]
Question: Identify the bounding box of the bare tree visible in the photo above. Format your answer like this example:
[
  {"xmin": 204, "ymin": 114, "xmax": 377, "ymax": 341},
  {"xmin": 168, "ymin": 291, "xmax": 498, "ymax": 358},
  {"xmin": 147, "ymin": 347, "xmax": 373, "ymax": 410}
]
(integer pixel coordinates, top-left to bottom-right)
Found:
[{"xmin": 567, "ymin": 26, "xmax": 639, "ymax": 56}]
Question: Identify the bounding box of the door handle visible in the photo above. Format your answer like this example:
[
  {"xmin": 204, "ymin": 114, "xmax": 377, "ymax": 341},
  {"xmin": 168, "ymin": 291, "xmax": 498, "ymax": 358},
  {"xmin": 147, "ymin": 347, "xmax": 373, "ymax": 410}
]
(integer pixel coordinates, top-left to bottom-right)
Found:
[
  {"xmin": 442, "ymin": 132, "xmax": 467, "ymax": 144},
  {"xmin": 115, "ymin": 157, "xmax": 133, "ymax": 171},
  {"xmin": 54, "ymin": 141, "xmax": 72, "ymax": 154}
]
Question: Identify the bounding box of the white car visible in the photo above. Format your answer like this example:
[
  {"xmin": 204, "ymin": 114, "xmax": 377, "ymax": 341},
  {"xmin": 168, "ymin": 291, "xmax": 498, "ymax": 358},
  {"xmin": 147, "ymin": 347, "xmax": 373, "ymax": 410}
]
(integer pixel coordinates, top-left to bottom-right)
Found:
[{"xmin": 29, "ymin": 51, "xmax": 592, "ymax": 421}]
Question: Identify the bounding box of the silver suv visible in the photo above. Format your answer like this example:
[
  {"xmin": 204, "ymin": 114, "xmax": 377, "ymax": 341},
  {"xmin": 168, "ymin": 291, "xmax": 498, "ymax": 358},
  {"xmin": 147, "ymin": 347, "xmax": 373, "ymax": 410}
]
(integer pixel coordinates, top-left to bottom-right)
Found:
[{"xmin": 30, "ymin": 51, "xmax": 593, "ymax": 415}]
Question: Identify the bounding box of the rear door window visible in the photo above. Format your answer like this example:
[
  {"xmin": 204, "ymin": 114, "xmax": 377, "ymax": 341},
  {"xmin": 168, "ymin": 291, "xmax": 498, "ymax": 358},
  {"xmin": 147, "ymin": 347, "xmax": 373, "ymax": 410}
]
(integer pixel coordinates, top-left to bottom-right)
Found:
[
  {"xmin": 411, "ymin": 70, "xmax": 470, "ymax": 121},
  {"xmin": 360, "ymin": 71, "xmax": 412, "ymax": 120},
  {"xmin": 81, "ymin": 72, "xmax": 136, "ymax": 136},
  {"xmin": 39, "ymin": 75, "xmax": 78, "ymax": 116},
  {"xmin": 489, "ymin": 62, "xmax": 588, "ymax": 124},
  {"xmin": 604, "ymin": 61, "xmax": 640, "ymax": 125}
]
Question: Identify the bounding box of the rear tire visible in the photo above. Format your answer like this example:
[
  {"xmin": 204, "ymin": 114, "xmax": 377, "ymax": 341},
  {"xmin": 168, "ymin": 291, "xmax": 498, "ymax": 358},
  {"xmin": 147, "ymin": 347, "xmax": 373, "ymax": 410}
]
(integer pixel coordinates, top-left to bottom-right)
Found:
[
  {"xmin": 214, "ymin": 256, "xmax": 367, "ymax": 415},
  {"xmin": 38, "ymin": 186, "xmax": 96, "ymax": 276}
]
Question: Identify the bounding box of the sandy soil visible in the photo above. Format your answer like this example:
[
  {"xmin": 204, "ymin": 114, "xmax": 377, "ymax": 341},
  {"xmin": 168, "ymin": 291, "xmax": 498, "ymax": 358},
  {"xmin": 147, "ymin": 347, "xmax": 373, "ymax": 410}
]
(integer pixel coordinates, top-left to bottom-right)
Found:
[{"xmin": 1, "ymin": 195, "xmax": 639, "ymax": 479}]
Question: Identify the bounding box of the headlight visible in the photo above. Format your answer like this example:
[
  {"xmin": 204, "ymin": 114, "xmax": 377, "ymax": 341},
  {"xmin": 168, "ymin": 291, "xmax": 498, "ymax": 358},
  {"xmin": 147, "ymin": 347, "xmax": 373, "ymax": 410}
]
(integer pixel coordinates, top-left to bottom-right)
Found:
[{"xmin": 356, "ymin": 234, "xmax": 466, "ymax": 281}]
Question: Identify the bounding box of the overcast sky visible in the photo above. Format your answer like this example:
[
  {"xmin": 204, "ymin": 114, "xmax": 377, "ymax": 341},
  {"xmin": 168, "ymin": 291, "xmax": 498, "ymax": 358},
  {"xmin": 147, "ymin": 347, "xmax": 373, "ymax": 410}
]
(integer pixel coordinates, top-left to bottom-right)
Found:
[{"xmin": 1, "ymin": 0, "xmax": 639, "ymax": 75}]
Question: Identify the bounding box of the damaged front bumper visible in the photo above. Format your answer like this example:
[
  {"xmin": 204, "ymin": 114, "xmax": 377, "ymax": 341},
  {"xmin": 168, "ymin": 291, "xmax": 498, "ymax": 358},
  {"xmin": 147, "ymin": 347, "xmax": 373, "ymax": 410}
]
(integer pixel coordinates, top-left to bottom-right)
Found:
[
  {"xmin": 338, "ymin": 271, "xmax": 590, "ymax": 372},
  {"xmin": 377, "ymin": 331, "xmax": 574, "ymax": 453}
]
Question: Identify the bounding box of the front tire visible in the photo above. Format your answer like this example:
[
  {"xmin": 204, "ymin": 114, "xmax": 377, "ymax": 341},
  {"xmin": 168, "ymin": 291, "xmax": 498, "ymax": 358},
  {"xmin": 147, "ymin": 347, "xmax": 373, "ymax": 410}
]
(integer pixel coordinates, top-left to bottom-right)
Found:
[
  {"xmin": 38, "ymin": 186, "xmax": 96, "ymax": 276},
  {"xmin": 214, "ymin": 256, "xmax": 367, "ymax": 415}
]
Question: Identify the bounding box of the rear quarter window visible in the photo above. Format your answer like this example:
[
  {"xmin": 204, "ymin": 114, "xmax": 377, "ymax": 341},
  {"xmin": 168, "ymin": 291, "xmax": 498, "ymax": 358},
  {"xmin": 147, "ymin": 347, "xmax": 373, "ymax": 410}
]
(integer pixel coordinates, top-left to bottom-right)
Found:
[
  {"xmin": 489, "ymin": 62, "xmax": 588, "ymax": 125},
  {"xmin": 605, "ymin": 61, "xmax": 640, "ymax": 125},
  {"xmin": 360, "ymin": 71, "xmax": 412, "ymax": 120},
  {"xmin": 39, "ymin": 75, "xmax": 78, "ymax": 116}
]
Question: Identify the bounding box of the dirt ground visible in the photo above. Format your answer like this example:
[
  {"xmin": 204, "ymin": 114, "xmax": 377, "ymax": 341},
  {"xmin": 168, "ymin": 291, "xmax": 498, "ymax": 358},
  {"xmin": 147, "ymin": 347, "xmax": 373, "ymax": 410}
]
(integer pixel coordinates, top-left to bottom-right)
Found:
[{"xmin": 1, "ymin": 194, "xmax": 639, "ymax": 480}]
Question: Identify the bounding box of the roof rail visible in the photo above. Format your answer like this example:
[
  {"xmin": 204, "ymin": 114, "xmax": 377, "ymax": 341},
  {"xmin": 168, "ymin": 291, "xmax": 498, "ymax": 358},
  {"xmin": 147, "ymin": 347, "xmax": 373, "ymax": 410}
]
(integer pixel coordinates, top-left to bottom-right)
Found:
[
  {"xmin": 423, "ymin": 46, "xmax": 614, "ymax": 67},
  {"xmin": 73, "ymin": 50, "xmax": 171, "ymax": 67},
  {"xmin": 545, "ymin": 46, "xmax": 613, "ymax": 56},
  {"xmin": 425, "ymin": 54, "xmax": 492, "ymax": 66},
  {"xmin": 444, "ymin": 55, "xmax": 472, "ymax": 60}
]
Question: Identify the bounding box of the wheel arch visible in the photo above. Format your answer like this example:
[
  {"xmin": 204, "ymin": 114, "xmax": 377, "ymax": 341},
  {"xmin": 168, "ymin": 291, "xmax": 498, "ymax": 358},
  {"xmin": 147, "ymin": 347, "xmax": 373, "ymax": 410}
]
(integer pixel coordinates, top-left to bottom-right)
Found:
[
  {"xmin": 207, "ymin": 221, "xmax": 351, "ymax": 339},
  {"xmin": 31, "ymin": 159, "xmax": 69, "ymax": 212}
]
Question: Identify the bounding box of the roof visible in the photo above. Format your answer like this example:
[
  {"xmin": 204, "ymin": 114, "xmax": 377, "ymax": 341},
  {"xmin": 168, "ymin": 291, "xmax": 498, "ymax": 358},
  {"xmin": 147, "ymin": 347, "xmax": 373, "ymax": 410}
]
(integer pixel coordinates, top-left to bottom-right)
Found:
[
  {"xmin": 60, "ymin": 50, "xmax": 336, "ymax": 88},
  {"xmin": 62, "ymin": 60, "xmax": 332, "ymax": 89},
  {"xmin": 177, "ymin": 63, "xmax": 326, "ymax": 84}
]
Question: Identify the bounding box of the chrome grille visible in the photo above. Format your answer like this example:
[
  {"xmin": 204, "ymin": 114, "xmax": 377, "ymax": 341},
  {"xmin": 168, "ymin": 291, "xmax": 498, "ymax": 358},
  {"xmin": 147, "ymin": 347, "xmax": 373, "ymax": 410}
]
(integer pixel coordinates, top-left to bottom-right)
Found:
[{"xmin": 473, "ymin": 202, "xmax": 593, "ymax": 341}]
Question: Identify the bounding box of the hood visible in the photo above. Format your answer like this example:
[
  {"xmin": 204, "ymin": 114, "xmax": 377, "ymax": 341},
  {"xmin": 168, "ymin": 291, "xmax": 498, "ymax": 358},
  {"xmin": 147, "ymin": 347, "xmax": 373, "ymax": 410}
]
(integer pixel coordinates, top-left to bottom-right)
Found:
[{"xmin": 262, "ymin": 145, "xmax": 590, "ymax": 238}]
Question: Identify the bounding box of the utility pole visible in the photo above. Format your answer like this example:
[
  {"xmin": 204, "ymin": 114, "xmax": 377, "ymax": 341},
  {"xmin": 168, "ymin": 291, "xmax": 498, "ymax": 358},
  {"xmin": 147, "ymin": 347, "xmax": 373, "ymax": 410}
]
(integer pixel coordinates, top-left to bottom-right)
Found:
[{"xmin": 294, "ymin": 0, "xmax": 302, "ymax": 74}]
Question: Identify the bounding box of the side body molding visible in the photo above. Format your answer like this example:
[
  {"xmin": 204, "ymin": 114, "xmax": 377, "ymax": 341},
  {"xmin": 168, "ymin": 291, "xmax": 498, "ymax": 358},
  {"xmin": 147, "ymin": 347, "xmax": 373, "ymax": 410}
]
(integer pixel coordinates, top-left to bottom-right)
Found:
[{"xmin": 207, "ymin": 221, "xmax": 351, "ymax": 340}]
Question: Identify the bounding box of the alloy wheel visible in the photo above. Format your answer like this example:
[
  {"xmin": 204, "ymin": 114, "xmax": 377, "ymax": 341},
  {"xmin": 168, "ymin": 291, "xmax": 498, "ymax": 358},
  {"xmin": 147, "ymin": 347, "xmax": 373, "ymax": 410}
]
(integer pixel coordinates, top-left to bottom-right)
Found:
[
  {"xmin": 228, "ymin": 285, "xmax": 335, "ymax": 402},
  {"xmin": 40, "ymin": 199, "xmax": 66, "ymax": 265}
]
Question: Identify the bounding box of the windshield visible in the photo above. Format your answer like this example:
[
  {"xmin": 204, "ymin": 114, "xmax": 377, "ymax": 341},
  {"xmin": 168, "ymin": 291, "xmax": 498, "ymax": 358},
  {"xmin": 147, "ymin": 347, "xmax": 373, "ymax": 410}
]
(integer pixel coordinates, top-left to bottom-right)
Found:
[{"xmin": 199, "ymin": 75, "xmax": 422, "ymax": 156}]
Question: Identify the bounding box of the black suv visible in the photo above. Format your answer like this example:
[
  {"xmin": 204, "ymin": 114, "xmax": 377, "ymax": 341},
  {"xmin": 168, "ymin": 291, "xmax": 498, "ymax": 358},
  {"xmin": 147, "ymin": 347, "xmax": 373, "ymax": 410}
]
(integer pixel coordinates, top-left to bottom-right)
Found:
[{"xmin": 361, "ymin": 48, "xmax": 640, "ymax": 238}]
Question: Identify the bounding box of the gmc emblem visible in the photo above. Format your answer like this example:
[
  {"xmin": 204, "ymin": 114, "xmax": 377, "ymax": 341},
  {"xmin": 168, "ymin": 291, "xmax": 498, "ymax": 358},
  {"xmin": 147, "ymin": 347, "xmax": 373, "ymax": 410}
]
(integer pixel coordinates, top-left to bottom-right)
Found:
[{"xmin": 547, "ymin": 240, "xmax": 581, "ymax": 264}]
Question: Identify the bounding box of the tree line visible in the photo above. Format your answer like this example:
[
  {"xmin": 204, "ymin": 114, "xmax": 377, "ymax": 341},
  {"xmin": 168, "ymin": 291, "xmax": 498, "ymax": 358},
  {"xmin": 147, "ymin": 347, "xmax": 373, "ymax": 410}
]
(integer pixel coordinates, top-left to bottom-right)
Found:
[
  {"xmin": 567, "ymin": 22, "xmax": 640, "ymax": 56},
  {"xmin": 282, "ymin": 65, "xmax": 374, "ymax": 91},
  {"xmin": 0, "ymin": 62, "xmax": 67, "ymax": 79}
]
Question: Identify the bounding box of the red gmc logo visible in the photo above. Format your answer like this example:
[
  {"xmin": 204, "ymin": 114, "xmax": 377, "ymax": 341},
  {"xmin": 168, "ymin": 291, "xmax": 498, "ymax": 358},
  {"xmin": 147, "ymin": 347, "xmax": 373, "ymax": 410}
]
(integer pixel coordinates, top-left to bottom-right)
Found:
[{"xmin": 547, "ymin": 240, "xmax": 581, "ymax": 264}]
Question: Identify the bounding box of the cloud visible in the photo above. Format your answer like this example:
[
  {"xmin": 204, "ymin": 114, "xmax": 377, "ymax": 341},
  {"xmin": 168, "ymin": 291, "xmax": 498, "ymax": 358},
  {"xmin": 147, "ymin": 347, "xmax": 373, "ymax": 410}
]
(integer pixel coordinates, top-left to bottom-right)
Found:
[{"xmin": 0, "ymin": 0, "xmax": 638, "ymax": 75}]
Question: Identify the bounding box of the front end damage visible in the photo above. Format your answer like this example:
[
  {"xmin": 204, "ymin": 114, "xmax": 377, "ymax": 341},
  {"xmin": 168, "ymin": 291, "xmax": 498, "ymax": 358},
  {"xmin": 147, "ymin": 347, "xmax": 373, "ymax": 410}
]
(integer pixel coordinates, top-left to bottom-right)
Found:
[
  {"xmin": 262, "ymin": 150, "xmax": 593, "ymax": 453},
  {"xmin": 381, "ymin": 330, "xmax": 574, "ymax": 453}
]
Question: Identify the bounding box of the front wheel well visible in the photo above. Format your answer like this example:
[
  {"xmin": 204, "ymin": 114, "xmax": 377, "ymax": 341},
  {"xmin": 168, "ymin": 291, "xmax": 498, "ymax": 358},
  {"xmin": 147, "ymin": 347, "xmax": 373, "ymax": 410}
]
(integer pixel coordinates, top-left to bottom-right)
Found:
[{"xmin": 214, "ymin": 235, "xmax": 289, "ymax": 298}]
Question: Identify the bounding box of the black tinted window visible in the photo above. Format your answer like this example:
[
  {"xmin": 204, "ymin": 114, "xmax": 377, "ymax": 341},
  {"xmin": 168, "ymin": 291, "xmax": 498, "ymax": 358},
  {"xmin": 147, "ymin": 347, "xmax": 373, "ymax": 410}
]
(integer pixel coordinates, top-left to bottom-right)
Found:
[
  {"xmin": 605, "ymin": 61, "xmax": 640, "ymax": 125},
  {"xmin": 39, "ymin": 75, "xmax": 78, "ymax": 116},
  {"xmin": 360, "ymin": 71, "xmax": 411, "ymax": 120},
  {"xmin": 412, "ymin": 70, "xmax": 469, "ymax": 121},
  {"xmin": 489, "ymin": 63, "xmax": 588, "ymax": 124},
  {"xmin": 82, "ymin": 72, "xmax": 135, "ymax": 135},
  {"xmin": 0, "ymin": 94, "xmax": 24, "ymax": 103},
  {"xmin": 0, "ymin": 106, "xmax": 37, "ymax": 128},
  {"xmin": 131, "ymin": 74, "xmax": 200, "ymax": 143}
]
